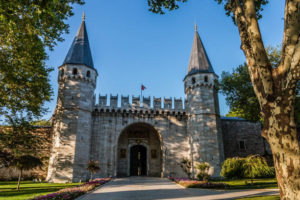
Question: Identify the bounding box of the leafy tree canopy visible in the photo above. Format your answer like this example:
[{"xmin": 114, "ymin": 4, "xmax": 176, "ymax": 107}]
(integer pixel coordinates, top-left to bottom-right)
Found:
[
  {"xmin": 147, "ymin": 0, "xmax": 268, "ymax": 17},
  {"xmin": 13, "ymin": 155, "xmax": 42, "ymax": 171},
  {"xmin": 220, "ymin": 63, "xmax": 261, "ymax": 122},
  {"xmin": 215, "ymin": 0, "xmax": 269, "ymax": 22},
  {"xmin": 0, "ymin": 0, "xmax": 84, "ymax": 119},
  {"xmin": 148, "ymin": 0, "xmax": 187, "ymax": 14},
  {"xmin": 219, "ymin": 46, "xmax": 300, "ymax": 123}
]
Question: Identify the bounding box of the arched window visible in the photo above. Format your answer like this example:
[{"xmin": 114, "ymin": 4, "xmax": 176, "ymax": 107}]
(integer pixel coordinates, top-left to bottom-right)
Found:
[
  {"xmin": 73, "ymin": 68, "xmax": 78, "ymax": 75},
  {"xmin": 86, "ymin": 70, "xmax": 90, "ymax": 78},
  {"xmin": 61, "ymin": 69, "xmax": 64, "ymax": 77},
  {"xmin": 192, "ymin": 77, "xmax": 196, "ymax": 84},
  {"xmin": 204, "ymin": 76, "xmax": 208, "ymax": 82}
]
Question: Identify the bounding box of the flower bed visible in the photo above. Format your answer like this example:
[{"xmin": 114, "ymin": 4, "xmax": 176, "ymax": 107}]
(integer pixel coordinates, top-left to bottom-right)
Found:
[
  {"xmin": 29, "ymin": 178, "xmax": 112, "ymax": 200},
  {"xmin": 169, "ymin": 177, "xmax": 228, "ymax": 189}
]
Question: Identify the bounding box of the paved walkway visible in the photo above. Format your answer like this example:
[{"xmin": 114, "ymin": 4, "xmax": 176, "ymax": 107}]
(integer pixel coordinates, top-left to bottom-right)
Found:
[{"xmin": 79, "ymin": 177, "xmax": 279, "ymax": 200}]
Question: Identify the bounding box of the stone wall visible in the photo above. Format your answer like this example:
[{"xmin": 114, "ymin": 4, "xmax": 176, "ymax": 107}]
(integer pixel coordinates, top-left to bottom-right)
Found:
[
  {"xmin": 221, "ymin": 118, "xmax": 272, "ymax": 162},
  {"xmin": 90, "ymin": 108, "xmax": 189, "ymax": 178},
  {"xmin": 0, "ymin": 127, "xmax": 52, "ymax": 180}
]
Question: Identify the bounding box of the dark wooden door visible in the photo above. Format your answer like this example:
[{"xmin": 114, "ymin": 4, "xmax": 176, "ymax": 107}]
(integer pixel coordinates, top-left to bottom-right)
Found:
[{"xmin": 130, "ymin": 145, "xmax": 147, "ymax": 176}]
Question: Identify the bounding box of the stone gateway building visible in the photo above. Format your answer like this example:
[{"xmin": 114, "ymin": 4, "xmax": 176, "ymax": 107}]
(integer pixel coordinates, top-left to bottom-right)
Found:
[{"xmin": 46, "ymin": 17, "xmax": 267, "ymax": 183}]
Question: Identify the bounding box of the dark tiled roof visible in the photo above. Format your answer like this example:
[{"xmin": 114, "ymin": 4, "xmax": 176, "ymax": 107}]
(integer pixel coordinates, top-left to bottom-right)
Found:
[
  {"xmin": 63, "ymin": 20, "xmax": 94, "ymax": 68},
  {"xmin": 186, "ymin": 28, "xmax": 215, "ymax": 76},
  {"xmin": 221, "ymin": 117, "xmax": 247, "ymax": 121}
]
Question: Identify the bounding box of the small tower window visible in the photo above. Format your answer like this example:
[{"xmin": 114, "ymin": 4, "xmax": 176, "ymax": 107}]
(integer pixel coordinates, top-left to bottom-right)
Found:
[
  {"xmin": 204, "ymin": 76, "xmax": 208, "ymax": 82},
  {"xmin": 61, "ymin": 69, "xmax": 64, "ymax": 77},
  {"xmin": 73, "ymin": 68, "xmax": 78, "ymax": 75},
  {"xmin": 86, "ymin": 70, "xmax": 90, "ymax": 78},
  {"xmin": 192, "ymin": 77, "xmax": 196, "ymax": 84},
  {"xmin": 239, "ymin": 140, "xmax": 246, "ymax": 150}
]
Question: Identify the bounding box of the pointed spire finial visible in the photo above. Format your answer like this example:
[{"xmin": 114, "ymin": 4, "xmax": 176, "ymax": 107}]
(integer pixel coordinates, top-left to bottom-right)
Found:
[
  {"xmin": 82, "ymin": 11, "xmax": 85, "ymax": 21},
  {"xmin": 63, "ymin": 12, "xmax": 94, "ymax": 68},
  {"xmin": 186, "ymin": 22, "xmax": 215, "ymax": 76}
]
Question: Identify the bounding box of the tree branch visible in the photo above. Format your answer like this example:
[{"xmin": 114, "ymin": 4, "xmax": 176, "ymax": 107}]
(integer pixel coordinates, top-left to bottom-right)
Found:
[
  {"xmin": 232, "ymin": 0, "xmax": 271, "ymax": 108},
  {"xmin": 278, "ymin": 0, "xmax": 300, "ymax": 91},
  {"xmin": 243, "ymin": 0, "xmax": 274, "ymax": 97}
]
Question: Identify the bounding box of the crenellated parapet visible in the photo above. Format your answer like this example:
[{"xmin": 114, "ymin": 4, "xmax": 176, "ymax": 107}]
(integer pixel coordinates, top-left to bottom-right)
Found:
[
  {"xmin": 143, "ymin": 96, "xmax": 151, "ymax": 108},
  {"xmin": 110, "ymin": 94, "xmax": 118, "ymax": 107},
  {"xmin": 94, "ymin": 95, "xmax": 185, "ymax": 111},
  {"xmin": 121, "ymin": 95, "xmax": 130, "ymax": 108},
  {"xmin": 99, "ymin": 95, "xmax": 107, "ymax": 107},
  {"xmin": 153, "ymin": 97, "xmax": 161, "ymax": 109},
  {"xmin": 93, "ymin": 107, "xmax": 186, "ymax": 118},
  {"xmin": 164, "ymin": 97, "xmax": 172, "ymax": 109},
  {"xmin": 132, "ymin": 96, "xmax": 140, "ymax": 108}
]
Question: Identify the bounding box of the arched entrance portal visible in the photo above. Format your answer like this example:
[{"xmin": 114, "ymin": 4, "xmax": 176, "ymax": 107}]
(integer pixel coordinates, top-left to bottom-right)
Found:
[
  {"xmin": 117, "ymin": 123, "xmax": 162, "ymax": 177},
  {"xmin": 130, "ymin": 145, "xmax": 147, "ymax": 176}
]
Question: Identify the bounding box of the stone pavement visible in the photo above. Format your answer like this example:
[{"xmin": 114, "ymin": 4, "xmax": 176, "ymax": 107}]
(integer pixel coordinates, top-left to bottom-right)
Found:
[{"xmin": 79, "ymin": 177, "xmax": 279, "ymax": 200}]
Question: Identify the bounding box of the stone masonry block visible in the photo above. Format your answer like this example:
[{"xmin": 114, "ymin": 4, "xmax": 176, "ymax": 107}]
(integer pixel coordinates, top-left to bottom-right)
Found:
[
  {"xmin": 164, "ymin": 97, "xmax": 172, "ymax": 109},
  {"xmin": 99, "ymin": 95, "xmax": 107, "ymax": 107},
  {"xmin": 110, "ymin": 95, "xmax": 118, "ymax": 107},
  {"xmin": 153, "ymin": 97, "xmax": 162, "ymax": 109},
  {"xmin": 121, "ymin": 95, "xmax": 130, "ymax": 108},
  {"xmin": 132, "ymin": 96, "xmax": 140, "ymax": 108},
  {"xmin": 143, "ymin": 96, "xmax": 150, "ymax": 108}
]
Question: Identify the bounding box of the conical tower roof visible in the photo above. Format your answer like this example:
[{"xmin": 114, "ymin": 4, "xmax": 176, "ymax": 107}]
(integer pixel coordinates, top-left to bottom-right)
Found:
[
  {"xmin": 63, "ymin": 13, "xmax": 94, "ymax": 68},
  {"xmin": 186, "ymin": 25, "xmax": 214, "ymax": 76}
]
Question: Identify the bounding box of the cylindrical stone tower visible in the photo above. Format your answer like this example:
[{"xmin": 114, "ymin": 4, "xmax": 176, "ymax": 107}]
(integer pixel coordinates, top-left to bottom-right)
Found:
[
  {"xmin": 47, "ymin": 14, "xmax": 97, "ymax": 183},
  {"xmin": 184, "ymin": 25, "xmax": 224, "ymax": 177}
]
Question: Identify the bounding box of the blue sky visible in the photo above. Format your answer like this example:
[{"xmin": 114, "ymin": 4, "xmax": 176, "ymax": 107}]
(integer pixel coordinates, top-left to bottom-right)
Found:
[{"xmin": 44, "ymin": 0, "xmax": 285, "ymax": 119}]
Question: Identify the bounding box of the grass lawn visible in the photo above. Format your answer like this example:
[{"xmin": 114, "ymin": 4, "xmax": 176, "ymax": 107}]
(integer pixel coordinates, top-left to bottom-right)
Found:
[
  {"xmin": 235, "ymin": 195, "xmax": 280, "ymax": 200},
  {"xmin": 212, "ymin": 178, "xmax": 278, "ymax": 189},
  {"xmin": 0, "ymin": 181, "xmax": 81, "ymax": 200}
]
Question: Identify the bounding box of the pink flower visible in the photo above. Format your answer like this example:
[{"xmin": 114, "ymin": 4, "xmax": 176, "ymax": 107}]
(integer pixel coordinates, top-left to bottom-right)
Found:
[{"xmin": 29, "ymin": 178, "xmax": 112, "ymax": 200}]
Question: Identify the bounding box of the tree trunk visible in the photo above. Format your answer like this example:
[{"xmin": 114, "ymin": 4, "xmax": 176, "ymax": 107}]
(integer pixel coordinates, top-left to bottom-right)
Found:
[
  {"xmin": 17, "ymin": 169, "xmax": 22, "ymax": 190},
  {"xmin": 90, "ymin": 172, "xmax": 93, "ymax": 182},
  {"xmin": 231, "ymin": 0, "xmax": 300, "ymax": 198},
  {"xmin": 265, "ymin": 108, "xmax": 300, "ymax": 200}
]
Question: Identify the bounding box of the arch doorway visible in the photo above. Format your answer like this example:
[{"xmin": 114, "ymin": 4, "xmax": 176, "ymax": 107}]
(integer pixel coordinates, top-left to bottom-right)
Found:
[
  {"xmin": 117, "ymin": 123, "xmax": 162, "ymax": 177},
  {"xmin": 130, "ymin": 145, "xmax": 147, "ymax": 176}
]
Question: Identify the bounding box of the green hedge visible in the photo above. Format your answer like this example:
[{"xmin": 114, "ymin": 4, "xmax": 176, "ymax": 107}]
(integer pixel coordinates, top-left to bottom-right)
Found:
[
  {"xmin": 221, "ymin": 157, "xmax": 245, "ymax": 179},
  {"xmin": 221, "ymin": 155, "xmax": 275, "ymax": 179}
]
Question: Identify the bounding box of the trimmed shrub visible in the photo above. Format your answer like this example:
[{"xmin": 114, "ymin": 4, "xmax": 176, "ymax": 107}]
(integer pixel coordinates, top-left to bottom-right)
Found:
[
  {"xmin": 263, "ymin": 167, "xmax": 276, "ymax": 178},
  {"xmin": 221, "ymin": 157, "xmax": 245, "ymax": 179},
  {"xmin": 180, "ymin": 158, "xmax": 192, "ymax": 178},
  {"xmin": 243, "ymin": 155, "xmax": 275, "ymax": 180},
  {"xmin": 221, "ymin": 155, "xmax": 276, "ymax": 180},
  {"xmin": 196, "ymin": 162, "xmax": 210, "ymax": 182}
]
